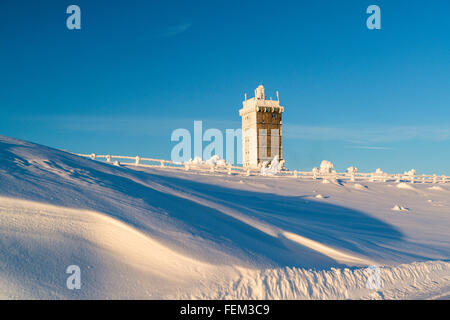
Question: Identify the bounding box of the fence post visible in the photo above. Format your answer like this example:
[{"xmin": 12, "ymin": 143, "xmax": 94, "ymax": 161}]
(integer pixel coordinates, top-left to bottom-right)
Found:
[
  {"xmin": 246, "ymin": 169, "xmax": 250, "ymax": 176},
  {"xmin": 227, "ymin": 164, "xmax": 232, "ymax": 175},
  {"xmin": 106, "ymin": 155, "xmax": 111, "ymax": 163},
  {"xmin": 433, "ymin": 174, "xmax": 437, "ymax": 184},
  {"xmin": 160, "ymin": 160, "xmax": 165, "ymax": 167},
  {"xmin": 135, "ymin": 156, "xmax": 140, "ymax": 166},
  {"xmin": 294, "ymin": 171, "xmax": 298, "ymax": 178},
  {"xmin": 90, "ymin": 153, "xmax": 96, "ymax": 160}
]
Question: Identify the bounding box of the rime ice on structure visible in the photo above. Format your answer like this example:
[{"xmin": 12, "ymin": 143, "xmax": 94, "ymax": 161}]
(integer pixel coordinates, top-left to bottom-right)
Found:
[{"xmin": 239, "ymin": 85, "xmax": 284, "ymax": 168}]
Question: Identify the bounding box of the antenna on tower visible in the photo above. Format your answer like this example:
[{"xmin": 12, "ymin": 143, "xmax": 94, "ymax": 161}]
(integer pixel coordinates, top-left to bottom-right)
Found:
[
  {"xmin": 245, "ymin": 93, "xmax": 247, "ymax": 101},
  {"xmin": 276, "ymin": 91, "xmax": 279, "ymax": 101}
]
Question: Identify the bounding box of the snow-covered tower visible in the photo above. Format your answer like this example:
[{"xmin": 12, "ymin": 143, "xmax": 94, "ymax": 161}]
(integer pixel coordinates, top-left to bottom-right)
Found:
[{"xmin": 239, "ymin": 85, "xmax": 284, "ymax": 168}]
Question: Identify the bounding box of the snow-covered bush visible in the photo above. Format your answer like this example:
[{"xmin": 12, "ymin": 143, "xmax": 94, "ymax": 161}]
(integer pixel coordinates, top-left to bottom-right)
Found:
[
  {"xmin": 278, "ymin": 159, "xmax": 286, "ymax": 171},
  {"xmin": 320, "ymin": 160, "xmax": 334, "ymax": 174},
  {"xmin": 347, "ymin": 166, "xmax": 358, "ymax": 174},
  {"xmin": 259, "ymin": 160, "xmax": 269, "ymax": 169},
  {"xmin": 186, "ymin": 155, "xmax": 227, "ymax": 167},
  {"xmin": 404, "ymin": 169, "xmax": 416, "ymax": 176},
  {"xmin": 261, "ymin": 155, "xmax": 280, "ymax": 176},
  {"xmin": 216, "ymin": 159, "xmax": 226, "ymax": 166},
  {"xmin": 205, "ymin": 155, "xmax": 226, "ymax": 166},
  {"xmin": 205, "ymin": 155, "xmax": 219, "ymax": 165},
  {"xmin": 186, "ymin": 156, "xmax": 203, "ymax": 165}
]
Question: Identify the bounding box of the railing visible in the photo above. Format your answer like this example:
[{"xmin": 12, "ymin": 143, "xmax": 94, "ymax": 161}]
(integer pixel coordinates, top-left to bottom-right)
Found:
[
  {"xmin": 76, "ymin": 153, "xmax": 181, "ymax": 168},
  {"xmin": 75, "ymin": 153, "xmax": 251, "ymax": 175},
  {"xmin": 278, "ymin": 171, "xmax": 449, "ymax": 184},
  {"xmin": 74, "ymin": 153, "xmax": 449, "ymax": 184}
]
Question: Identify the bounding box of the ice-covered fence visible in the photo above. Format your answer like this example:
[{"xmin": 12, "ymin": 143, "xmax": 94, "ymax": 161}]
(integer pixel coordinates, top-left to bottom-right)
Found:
[
  {"xmin": 279, "ymin": 171, "xmax": 449, "ymax": 184},
  {"xmin": 74, "ymin": 153, "xmax": 449, "ymax": 183},
  {"xmin": 75, "ymin": 153, "xmax": 185, "ymax": 168},
  {"xmin": 74, "ymin": 153, "xmax": 251, "ymax": 175}
]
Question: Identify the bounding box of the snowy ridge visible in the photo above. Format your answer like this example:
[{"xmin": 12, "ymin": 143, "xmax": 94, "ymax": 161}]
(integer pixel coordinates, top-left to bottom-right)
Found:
[
  {"xmin": 0, "ymin": 135, "xmax": 449, "ymax": 299},
  {"xmin": 3, "ymin": 195, "xmax": 447, "ymax": 300},
  {"xmin": 0, "ymin": 196, "xmax": 219, "ymax": 299}
]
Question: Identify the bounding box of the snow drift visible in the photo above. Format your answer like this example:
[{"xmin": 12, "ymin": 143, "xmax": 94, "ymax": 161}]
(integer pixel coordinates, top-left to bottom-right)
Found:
[{"xmin": 0, "ymin": 135, "xmax": 449, "ymax": 299}]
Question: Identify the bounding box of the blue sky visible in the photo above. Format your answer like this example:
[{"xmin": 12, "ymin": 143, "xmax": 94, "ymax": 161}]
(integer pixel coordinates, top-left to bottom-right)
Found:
[{"xmin": 1, "ymin": 0, "xmax": 449, "ymax": 174}]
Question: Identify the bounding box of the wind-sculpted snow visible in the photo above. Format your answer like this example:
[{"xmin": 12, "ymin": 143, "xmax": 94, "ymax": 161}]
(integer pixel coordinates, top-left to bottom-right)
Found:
[
  {"xmin": 186, "ymin": 261, "xmax": 450, "ymax": 300},
  {"xmin": 0, "ymin": 135, "xmax": 449, "ymax": 299}
]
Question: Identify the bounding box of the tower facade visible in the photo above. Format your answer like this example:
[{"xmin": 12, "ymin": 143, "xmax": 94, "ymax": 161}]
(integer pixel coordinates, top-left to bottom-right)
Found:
[{"xmin": 239, "ymin": 85, "xmax": 284, "ymax": 168}]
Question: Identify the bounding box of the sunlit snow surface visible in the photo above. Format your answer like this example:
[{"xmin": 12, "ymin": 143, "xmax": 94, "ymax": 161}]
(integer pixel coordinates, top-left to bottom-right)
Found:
[{"xmin": 0, "ymin": 136, "xmax": 449, "ymax": 299}]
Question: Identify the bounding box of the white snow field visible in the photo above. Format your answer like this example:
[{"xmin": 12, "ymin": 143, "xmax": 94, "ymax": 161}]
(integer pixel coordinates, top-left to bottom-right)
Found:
[{"xmin": 0, "ymin": 135, "xmax": 449, "ymax": 299}]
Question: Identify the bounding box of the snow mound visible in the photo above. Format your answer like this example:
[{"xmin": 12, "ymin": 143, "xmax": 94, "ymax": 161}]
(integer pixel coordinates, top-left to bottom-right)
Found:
[
  {"xmin": 353, "ymin": 184, "xmax": 368, "ymax": 190},
  {"xmin": 428, "ymin": 186, "xmax": 445, "ymax": 191},
  {"xmin": 392, "ymin": 205, "xmax": 409, "ymax": 212},
  {"xmin": 396, "ymin": 183, "xmax": 417, "ymax": 191},
  {"xmin": 0, "ymin": 196, "xmax": 211, "ymax": 299}
]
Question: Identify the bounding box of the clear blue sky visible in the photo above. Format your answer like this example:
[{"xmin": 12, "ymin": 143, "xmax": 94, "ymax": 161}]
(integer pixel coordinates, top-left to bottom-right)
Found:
[{"xmin": 1, "ymin": 0, "xmax": 449, "ymax": 174}]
